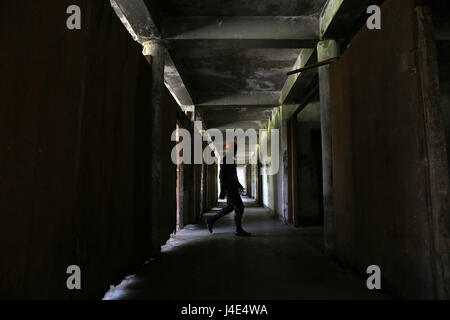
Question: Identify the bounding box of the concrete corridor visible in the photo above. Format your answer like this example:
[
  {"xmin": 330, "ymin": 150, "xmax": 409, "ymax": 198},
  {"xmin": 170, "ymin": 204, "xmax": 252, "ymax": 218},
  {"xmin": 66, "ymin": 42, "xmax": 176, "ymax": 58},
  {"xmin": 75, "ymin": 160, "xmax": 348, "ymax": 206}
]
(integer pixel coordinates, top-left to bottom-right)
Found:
[
  {"xmin": 2, "ymin": 0, "xmax": 449, "ymax": 301},
  {"xmin": 103, "ymin": 198, "xmax": 392, "ymax": 300}
]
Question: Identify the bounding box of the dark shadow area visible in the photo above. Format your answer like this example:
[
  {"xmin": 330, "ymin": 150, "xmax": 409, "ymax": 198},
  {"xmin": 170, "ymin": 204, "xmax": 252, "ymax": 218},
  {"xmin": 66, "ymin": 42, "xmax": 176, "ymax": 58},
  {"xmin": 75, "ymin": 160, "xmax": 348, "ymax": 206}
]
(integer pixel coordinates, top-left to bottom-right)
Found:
[{"xmin": 104, "ymin": 199, "xmax": 394, "ymax": 300}]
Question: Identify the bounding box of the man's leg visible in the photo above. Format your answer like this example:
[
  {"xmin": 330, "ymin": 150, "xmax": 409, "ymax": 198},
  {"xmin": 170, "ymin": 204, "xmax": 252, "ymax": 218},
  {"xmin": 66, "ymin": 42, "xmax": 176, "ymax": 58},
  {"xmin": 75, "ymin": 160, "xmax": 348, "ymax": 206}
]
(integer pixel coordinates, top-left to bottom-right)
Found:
[
  {"xmin": 206, "ymin": 196, "xmax": 234, "ymax": 233},
  {"xmin": 228, "ymin": 190, "xmax": 251, "ymax": 236}
]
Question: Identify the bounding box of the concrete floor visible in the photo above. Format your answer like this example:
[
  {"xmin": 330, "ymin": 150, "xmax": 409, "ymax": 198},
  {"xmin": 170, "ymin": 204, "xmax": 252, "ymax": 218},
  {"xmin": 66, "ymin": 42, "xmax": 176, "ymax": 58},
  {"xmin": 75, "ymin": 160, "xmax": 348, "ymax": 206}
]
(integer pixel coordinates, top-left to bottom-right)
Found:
[{"xmin": 103, "ymin": 198, "xmax": 394, "ymax": 300}]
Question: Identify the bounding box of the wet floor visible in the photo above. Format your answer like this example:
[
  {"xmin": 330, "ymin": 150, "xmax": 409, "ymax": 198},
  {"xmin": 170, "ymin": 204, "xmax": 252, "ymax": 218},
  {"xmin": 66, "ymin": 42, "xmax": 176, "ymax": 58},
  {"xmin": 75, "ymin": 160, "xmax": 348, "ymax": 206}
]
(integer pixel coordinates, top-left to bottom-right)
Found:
[{"xmin": 103, "ymin": 198, "xmax": 393, "ymax": 300}]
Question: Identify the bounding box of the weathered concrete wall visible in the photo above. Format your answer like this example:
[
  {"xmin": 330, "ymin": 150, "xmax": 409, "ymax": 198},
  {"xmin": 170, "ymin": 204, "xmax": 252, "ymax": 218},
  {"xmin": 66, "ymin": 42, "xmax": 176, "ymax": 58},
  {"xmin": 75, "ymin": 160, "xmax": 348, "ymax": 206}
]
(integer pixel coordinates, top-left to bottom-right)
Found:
[
  {"xmin": 193, "ymin": 162, "xmax": 203, "ymax": 222},
  {"xmin": 245, "ymin": 164, "xmax": 252, "ymax": 197},
  {"xmin": 251, "ymin": 164, "xmax": 259, "ymax": 201},
  {"xmin": 295, "ymin": 102, "xmax": 323, "ymax": 226},
  {"xmin": 176, "ymin": 117, "xmax": 205, "ymax": 226},
  {"xmin": 0, "ymin": 0, "xmax": 177, "ymax": 299},
  {"xmin": 160, "ymin": 87, "xmax": 177, "ymax": 241},
  {"xmin": 330, "ymin": 0, "xmax": 449, "ymax": 299},
  {"xmin": 261, "ymin": 109, "xmax": 281, "ymax": 216},
  {"xmin": 182, "ymin": 161, "xmax": 194, "ymax": 225},
  {"xmin": 261, "ymin": 106, "xmax": 295, "ymax": 221},
  {"xmin": 279, "ymin": 107, "xmax": 291, "ymax": 222}
]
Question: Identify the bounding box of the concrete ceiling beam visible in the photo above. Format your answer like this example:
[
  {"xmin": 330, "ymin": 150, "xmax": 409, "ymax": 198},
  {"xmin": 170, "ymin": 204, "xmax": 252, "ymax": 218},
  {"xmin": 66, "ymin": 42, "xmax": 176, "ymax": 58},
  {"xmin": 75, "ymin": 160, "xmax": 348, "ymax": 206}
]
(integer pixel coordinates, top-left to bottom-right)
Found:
[
  {"xmin": 206, "ymin": 119, "xmax": 267, "ymax": 129},
  {"xmin": 110, "ymin": 0, "xmax": 161, "ymax": 41},
  {"xmin": 163, "ymin": 16, "xmax": 319, "ymax": 49},
  {"xmin": 166, "ymin": 39, "xmax": 318, "ymax": 49},
  {"xmin": 163, "ymin": 16, "xmax": 319, "ymax": 40},
  {"xmin": 320, "ymin": 0, "xmax": 377, "ymax": 39},
  {"xmin": 164, "ymin": 54, "xmax": 195, "ymax": 108},
  {"xmin": 111, "ymin": 0, "xmax": 195, "ymax": 110},
  {"xmin": 197, "ymin": 92, "xmax": 280, "ymax": 107},
  {"xmin": 200, "ymin": 107, "xmax": 275, "ymax": 121},
  {"xmin": 279, "ymin": 48, "xmax": 316, "ymax": 105}
]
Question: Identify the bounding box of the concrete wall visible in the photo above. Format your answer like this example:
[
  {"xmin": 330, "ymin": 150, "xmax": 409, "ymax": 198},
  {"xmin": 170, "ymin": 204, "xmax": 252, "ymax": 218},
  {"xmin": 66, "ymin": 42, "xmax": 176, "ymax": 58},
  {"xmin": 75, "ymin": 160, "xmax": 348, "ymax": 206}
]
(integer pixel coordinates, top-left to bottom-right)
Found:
[
  {"xmin": 193, "ymin": 162, "xmax": 203, "ymax": 222},
  {"xmin": 261, "ymin": 106, "xmax": 295, "ymax": 221},
  {"xmin": 330, "ymin": 0, "xmax": 449, "ymax": 299},
  {"xmin": 261, "ymin": 109, "xmax": 281, "ymax": 217},
  {"xmin": 160, "ymin": 88, "xmax": 178, "ymax": 241},
  {"xmin": 251, "ymin": 164, "xmax": 259, "ymax": 201},
  {"xmin": 177, "ymin": 119, "xmax": 208, "ymax": 226},
  {"xmin": 0, "ymin": 0, "xmax": 177, "ymax": 299},
  {"xmin": 182, "ymin": 161, "xmax": 194, "ymax": 226}
]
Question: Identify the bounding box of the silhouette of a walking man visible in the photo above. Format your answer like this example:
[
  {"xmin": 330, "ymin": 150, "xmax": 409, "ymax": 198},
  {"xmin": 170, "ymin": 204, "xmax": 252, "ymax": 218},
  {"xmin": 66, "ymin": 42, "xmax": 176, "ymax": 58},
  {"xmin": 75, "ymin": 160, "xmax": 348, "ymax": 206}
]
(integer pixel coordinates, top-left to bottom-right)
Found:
[{"xmin": 206, "ymin": 141, "xmax": 251, "ymax": 236}]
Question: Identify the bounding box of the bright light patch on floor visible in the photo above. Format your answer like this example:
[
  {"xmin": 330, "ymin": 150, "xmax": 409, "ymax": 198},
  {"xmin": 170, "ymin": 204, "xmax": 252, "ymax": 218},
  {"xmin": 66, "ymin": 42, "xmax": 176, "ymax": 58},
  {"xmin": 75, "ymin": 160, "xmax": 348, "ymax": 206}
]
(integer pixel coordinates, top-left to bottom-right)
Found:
[{"xmin": 102, "ymin": 275, "xmax": 138, "ymax": 300}]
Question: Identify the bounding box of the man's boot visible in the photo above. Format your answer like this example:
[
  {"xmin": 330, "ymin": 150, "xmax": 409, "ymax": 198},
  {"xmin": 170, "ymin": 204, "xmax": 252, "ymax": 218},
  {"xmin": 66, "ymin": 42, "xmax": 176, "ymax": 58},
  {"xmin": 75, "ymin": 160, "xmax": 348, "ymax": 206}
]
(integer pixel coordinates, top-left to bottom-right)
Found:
[
  {"xmin": 234, "ymin": 215, "xmax": 251, "ymax": 236},
  {"xmin": 205, "ymin": 211, "xmax": 226, "ymax": 234},
  {"xmin": 205, "ymin": 217, "xmax": 214, "ymax": 234}
]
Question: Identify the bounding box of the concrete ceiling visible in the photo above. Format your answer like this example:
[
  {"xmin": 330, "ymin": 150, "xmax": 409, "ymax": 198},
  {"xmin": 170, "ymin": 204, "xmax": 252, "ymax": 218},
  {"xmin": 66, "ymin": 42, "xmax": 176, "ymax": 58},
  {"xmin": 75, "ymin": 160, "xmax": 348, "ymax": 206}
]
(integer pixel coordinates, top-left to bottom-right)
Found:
[
  {"xmin": 170, "ymin": 48, "xmax": 302, "ymax": 105},
  {"xmin": 152, "ymin": 0, "xmax": 327, "ymax": 139},
  {"xmin": 112, "ymin": 0, "xmax": 371, "ymax": 160}
]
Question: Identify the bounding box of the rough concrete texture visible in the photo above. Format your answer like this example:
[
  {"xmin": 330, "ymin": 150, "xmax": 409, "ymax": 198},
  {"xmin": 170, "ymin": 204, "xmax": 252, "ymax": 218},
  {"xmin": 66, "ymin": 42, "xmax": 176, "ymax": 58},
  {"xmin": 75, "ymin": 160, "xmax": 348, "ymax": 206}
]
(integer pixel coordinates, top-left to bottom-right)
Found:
[
  {"xmin": 103, "ymin": 198, "xmax": 393, "ymax": 300},
  {"xmin": 111, "ymin": 0, "xmax": 160, "ymax": 41},
  {"xmin": 163, "ymin": 16, "xmax": 319, "ymax": 40},
  {"xmin": 164, "ymin": 54, "xmax": 195, "ymax": 107},
  {"xmin": 260, "ymin": 106, "xmax": 297, "ymax": 222},
  {"xmin": 145, "ymin": 0, "xmax": 328, "ymax": 134},
  {"xmin": 261, "ymin": 109, "xmax": 282, "ymax": 218},
  {"xmin": 3, "ymin": 0, "xmax": 449, "ymax": 302},
  {"xmin": 170, "ymin": 48, "xmax": 303, "ymax": 105},
  {"xmin": 320, "ymin": 0, "xmax": 377, "ymax": 39},
  {"xmin": 330, "ymin": 0, "xmax": 449, "ymax": 299},
  {"xmin": 159, "ymin": 88, "xmax": 178, "ymax": 244},
  {"xmin": 281, "ymin": 49, "xmax": 317, "ymax": 105}
]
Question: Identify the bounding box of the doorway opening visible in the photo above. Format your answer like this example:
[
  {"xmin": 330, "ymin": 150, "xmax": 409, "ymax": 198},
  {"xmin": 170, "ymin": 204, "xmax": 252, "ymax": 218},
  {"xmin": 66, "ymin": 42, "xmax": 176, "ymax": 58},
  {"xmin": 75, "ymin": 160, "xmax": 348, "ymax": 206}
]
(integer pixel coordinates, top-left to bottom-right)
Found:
[{"xmin": 288, "ymin": 101, "xmax": 324, "ymax": 227}]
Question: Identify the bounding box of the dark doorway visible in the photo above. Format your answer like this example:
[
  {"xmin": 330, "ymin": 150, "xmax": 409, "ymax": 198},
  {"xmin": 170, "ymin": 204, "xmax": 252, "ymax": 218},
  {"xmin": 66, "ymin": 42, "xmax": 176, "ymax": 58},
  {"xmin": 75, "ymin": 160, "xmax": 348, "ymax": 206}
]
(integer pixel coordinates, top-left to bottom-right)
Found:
[
  {"xmin": 293, "ymin": 115, "xmax": 324, "ymax": 227},
  {"xmin": 311, "ymin": 128, "xmax": 324, "ymax": 225}
]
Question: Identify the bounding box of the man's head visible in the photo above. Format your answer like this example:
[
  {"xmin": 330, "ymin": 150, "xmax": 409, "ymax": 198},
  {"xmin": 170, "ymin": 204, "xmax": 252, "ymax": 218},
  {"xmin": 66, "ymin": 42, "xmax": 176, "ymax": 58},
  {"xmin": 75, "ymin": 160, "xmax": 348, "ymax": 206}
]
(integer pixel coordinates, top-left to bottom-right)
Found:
[{"xmin": 225, "ymin": 141, "xmax": 238, "ymax": 158}]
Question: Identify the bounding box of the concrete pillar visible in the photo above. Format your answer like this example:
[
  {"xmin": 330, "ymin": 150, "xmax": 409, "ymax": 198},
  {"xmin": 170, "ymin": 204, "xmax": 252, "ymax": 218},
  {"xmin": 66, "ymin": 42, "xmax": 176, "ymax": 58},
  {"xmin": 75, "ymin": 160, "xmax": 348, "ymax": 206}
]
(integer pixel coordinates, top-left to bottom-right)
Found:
[
  {"xmin": 317, "ymin": 40, "xmax": 339, "ymax": 251},
  {"xmin": 143, "ymin": 40, "xmax": 165, "ymax": 256}
]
